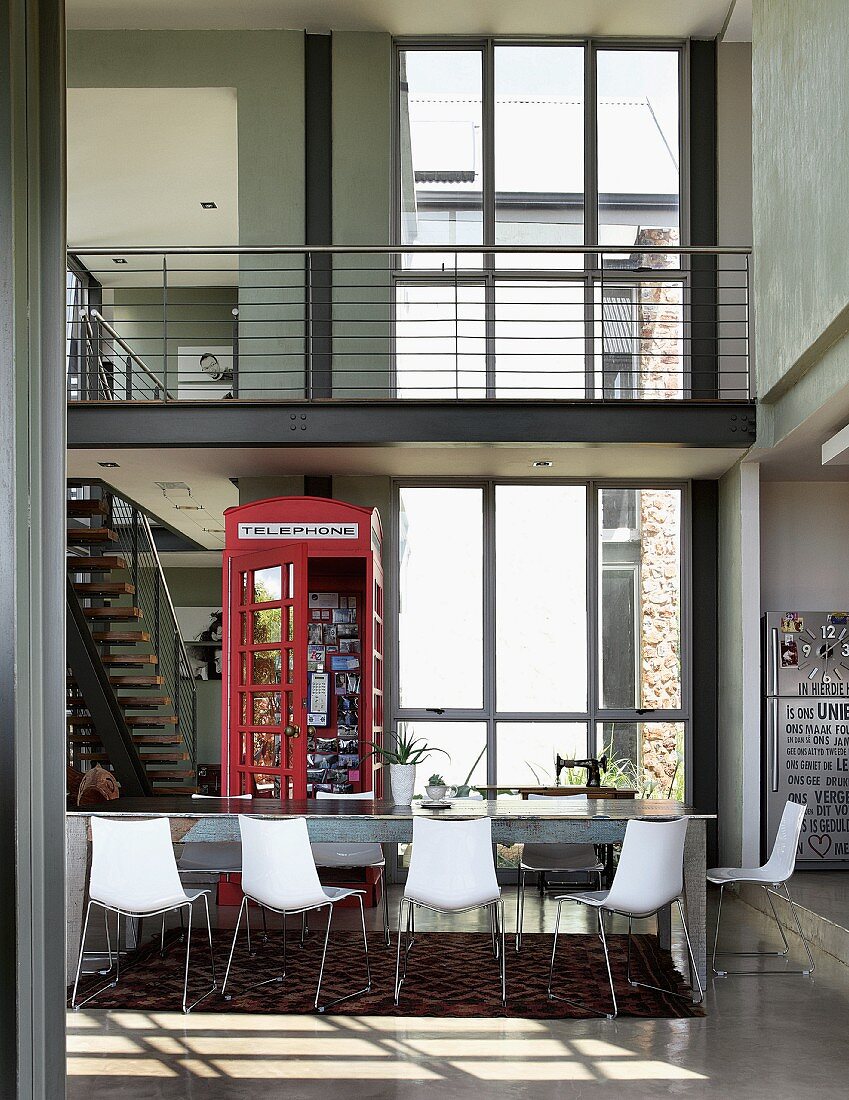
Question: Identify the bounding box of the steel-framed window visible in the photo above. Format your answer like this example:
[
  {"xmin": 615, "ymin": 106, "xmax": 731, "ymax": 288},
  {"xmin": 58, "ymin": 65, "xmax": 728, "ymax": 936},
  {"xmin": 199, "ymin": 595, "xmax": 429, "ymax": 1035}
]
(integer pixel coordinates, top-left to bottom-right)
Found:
[
  {"xmin": 389, "ymin": 478, "xmax": 692, "ymax": 801},
  {"xmin": 391, "ymin": 39, "xmax": 689, "ymax": 399}
]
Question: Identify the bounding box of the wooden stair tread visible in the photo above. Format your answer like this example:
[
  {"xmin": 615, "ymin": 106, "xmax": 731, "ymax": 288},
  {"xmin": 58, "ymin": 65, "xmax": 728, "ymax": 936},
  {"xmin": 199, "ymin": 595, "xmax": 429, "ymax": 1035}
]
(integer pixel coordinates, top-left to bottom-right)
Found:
[
  {"xmin": 125, "ymin": 715, "xmax": 178, "ymax": 726},
  {"xmin": 67, "ymin": 500, "xmax": 107, "ymax": 517},
  {"xmin": 92, "ymin": 631, "xmax": 150, "ymax": 643},
  {"xmin": 110, "ymin": 675, "xmax": 164, "ymax": 686},
  {"xmin": 67, "ymin": 528, "xmax": 118, "ymax": 543},
  {"xmin": 101, "ymin": 654, "xmax": 158, "ymax": 665},
  {"xmin": 118, "ymin": 695, "xmax": 172, "ymax": 707},
  {"xmin": 67, "ymin": 733, "xmax": 102, "ymax": 744},
  {"xmin": 84, "ymin": 606, "xmax": 142, "ymax": 620},
  {"xmin": 149, "ymin": 769, "xmax": 194, "ymax": 778},
  {"xmin": 73, "ymin": 581, "xmax": 135, "ymax": 596},
  {"xmin": 67, "ymin": 556, "xmax": 128, "ymax": 571},
  {"xmin": 137, "ymin": 751, "xmax": 189, "ymax": 762},
  {"xmin": 132, "ymin": 734, "xmax": 184, "ymax": 745}
]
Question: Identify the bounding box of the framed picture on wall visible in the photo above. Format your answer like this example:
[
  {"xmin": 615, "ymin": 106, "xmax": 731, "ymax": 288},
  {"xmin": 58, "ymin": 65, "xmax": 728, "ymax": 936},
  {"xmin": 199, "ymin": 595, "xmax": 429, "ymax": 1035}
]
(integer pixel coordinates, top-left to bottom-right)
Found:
[
  {"xmin": 186, "ymin": 645, "xmax": 222, "ymax": 681},
  {"xmin": 176, "ymin": 345, "xmax": 234, "ymax": 400},
  {"xmin": 176, "ymin": 606, "xmax": 223, "ymax": 646}
]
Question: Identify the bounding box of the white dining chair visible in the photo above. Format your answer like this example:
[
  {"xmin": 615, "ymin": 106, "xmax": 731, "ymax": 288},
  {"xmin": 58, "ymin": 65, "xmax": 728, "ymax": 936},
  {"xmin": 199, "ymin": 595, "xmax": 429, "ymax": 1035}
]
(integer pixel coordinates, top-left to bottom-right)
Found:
[
  {"xmin": 312, "ymin": 790, "xmax": 390, "ymax": 946},
  {"xmin": 548, "ymin": 816, "xmax": 702, "ymax": 1018},
  {"xmin": 71, "ymin": 816, "xmax": 217, "ymax": 1013},
  {"xmin": 221, "ymin": 815, "xmax": 371, "ymax": 1012},
  {"xmin": 395, "ymin": 816, "xmax": 506, "ymax": 1006},
  {"xmin": 516, "ymin": 794, "xmax": 604, "ymax": 951},
  {"xmin": 707, "ymin": 798, "xmax": 815, "ymax": 976}
]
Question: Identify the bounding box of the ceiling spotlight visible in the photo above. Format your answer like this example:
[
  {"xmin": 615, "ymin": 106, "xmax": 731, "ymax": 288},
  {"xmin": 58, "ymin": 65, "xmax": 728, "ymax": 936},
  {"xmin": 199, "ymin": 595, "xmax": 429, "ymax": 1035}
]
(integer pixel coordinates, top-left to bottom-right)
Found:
[
  {"xmin": 200, "ymin": 201, "xmax": 218, "ymax": 209},
  {"xmin": 98, "ymin": 461, "xmax": 120, "ymax": 468},
  {"xmin": 532, "ymin": 460, "xmax": 553, "ymax": 468},
  {"xmin": 112, "ymin": 257, "xmax": 128, "ymax": 264}
]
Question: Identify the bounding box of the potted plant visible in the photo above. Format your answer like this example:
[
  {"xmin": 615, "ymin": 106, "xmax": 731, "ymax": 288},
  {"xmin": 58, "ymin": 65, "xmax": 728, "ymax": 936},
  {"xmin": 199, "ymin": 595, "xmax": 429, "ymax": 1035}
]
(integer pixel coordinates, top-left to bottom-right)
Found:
[
  {"xmin": 364, "ymin": 724, "xmax": 449, "ymax": 806},
  {"xmin": 425, "ymin": 773, "xmax": 450, "ymax": 802}
]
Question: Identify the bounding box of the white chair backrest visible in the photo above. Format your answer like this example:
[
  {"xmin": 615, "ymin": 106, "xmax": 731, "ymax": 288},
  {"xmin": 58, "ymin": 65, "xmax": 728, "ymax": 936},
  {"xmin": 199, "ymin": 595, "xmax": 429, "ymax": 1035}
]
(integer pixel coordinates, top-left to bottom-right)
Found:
[
  {"xmin": 89, "ymin": 816, "xmax": 185, "ymax": 912},
  {"xmin": 315, "ymin": 790, "xmax": 375, "ymax": 800},
  {"xmin": 604, "ymin": 817, "xmax": 688, "ymax": 915},
  {"xmin": 406, "ymin": 816, "xmax": 498, "ymax": 909},
  {"xmin": 239, "ymin": 816, "xmax": 328, "ymax": 910},
  {"xmin": 762, "ymin": 799, "xmax": 806, "ymax": 882}
]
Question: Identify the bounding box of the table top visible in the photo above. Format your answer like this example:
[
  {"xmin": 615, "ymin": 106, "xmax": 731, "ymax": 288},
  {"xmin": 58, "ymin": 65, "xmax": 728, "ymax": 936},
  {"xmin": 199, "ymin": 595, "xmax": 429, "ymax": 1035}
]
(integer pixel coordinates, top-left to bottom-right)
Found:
[{"xmin": 68, "ymin": 796, "xmax": 715, "ymax": 821}]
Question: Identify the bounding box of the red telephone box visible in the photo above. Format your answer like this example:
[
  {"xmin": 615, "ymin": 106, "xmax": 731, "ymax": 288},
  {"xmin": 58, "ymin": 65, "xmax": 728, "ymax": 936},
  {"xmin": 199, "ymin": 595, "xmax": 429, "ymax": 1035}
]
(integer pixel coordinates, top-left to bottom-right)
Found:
[{"xmin": 222, "ymin": 497, "xmax": 384, "ymax": 801}]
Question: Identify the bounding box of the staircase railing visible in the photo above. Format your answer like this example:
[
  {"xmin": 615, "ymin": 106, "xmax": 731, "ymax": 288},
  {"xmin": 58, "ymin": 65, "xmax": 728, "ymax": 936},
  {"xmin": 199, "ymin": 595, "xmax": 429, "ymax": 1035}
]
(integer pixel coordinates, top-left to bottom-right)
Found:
[{"xmin": 98, "ymin": 488, "xmax": 198, "ymax": 773}]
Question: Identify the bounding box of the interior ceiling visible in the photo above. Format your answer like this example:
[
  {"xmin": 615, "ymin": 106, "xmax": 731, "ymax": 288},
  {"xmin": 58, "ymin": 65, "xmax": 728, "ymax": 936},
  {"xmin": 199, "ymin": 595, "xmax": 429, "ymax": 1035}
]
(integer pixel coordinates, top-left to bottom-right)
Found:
[
  {"xmin": 68, "ymin": 443, "xmax": 748, "ymax": 550},
  {"xmin": 66, "ymin": 0, "xmax": 751, "ymax": 39},
  {"xmin": 67, "ymin": 87, "xmax": 238, "ymax": 253}
]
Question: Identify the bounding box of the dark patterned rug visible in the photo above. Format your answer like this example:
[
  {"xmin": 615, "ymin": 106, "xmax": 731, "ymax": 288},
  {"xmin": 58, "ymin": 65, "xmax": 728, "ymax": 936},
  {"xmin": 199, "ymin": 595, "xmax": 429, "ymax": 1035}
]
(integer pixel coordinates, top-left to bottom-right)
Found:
[{"xmin": 69, "ymin": 929, "xmax": 703, "ymax": 1019}]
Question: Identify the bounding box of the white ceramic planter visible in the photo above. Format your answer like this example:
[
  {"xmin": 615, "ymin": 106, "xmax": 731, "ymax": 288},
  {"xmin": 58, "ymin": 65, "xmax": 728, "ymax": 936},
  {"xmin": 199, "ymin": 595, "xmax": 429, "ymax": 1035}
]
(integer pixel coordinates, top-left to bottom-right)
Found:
[{"xmin": 389, "ymin": 763, "xmax": 416, "ymax": 806}]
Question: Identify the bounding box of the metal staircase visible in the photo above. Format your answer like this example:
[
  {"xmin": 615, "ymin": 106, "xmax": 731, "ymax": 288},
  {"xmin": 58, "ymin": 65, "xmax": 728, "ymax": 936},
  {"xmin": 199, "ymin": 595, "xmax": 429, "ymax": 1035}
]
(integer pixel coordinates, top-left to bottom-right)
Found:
[{"xmin": 66, "ymin": 482, "xmax": 197, "ymax": 795}]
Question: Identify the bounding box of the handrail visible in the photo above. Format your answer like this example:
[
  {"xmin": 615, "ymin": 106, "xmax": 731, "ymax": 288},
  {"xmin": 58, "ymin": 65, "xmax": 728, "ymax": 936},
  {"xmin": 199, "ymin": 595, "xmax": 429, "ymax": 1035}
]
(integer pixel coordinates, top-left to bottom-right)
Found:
[
  {"xmin": 80, "ymin": 310, "xmax": 115, "ymax": 402},
  {"xmin": 69, "ymin": 244, "xmax": 752, "ymax": 256},
  {"xmin": 82, "ymin": 308, "xmax": 174, "ymax": 399},
  {"xmin": 138, "ymin": 509, "xmax": 195, "ymax": 683}
]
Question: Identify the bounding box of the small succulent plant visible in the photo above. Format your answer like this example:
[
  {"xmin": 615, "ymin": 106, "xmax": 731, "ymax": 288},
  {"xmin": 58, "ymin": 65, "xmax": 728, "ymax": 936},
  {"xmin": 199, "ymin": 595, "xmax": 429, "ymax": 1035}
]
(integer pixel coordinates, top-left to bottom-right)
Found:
[{"xmin": 428, "ymin": 773, "xmax": 446, "ymax": 786}]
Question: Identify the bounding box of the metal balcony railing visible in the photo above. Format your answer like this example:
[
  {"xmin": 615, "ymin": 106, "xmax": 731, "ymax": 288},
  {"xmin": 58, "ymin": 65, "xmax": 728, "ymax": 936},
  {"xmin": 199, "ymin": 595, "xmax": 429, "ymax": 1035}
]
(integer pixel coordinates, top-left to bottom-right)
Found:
[{"xmin": 66, "ymin": 245, "xmax": 751, "ymax": 403}]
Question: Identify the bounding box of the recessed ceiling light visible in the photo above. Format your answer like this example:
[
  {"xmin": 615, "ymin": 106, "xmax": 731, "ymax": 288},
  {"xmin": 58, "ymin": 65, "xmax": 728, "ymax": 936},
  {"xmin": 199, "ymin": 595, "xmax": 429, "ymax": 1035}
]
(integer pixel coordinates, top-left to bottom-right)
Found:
[
  {"xmin": 200, "ymin": 201, "xmax": 217, "ymax": 209},
  {"xmin": 112, "ymin": 257, "xmax": 128, "ymax": 264},
  {"xmin": 532, "ymin": 460, "xmax": 553, "ymax": 468},
  {"xmin": 98, "ymin": 461, "xmax": 120, "ymax": 468}
]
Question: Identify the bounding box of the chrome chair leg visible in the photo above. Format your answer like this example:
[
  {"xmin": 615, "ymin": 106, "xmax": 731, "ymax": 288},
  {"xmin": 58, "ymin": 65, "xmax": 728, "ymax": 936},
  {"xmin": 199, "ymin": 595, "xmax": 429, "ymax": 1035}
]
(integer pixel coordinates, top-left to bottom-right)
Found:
[
  {"xmin": 381, "ymin": 869, "xmax": 391, "ymax": 947},
  {"xmin": 548, "ymin": 900, "xmax": 616, "ymax": 1019},
  {"xmin": 316, "ymin": 895, "xmax": 372, "ymax": 1013},
  {"xmin": 221, "ymin": 896, "xmax": 247, "ymax": 1000},
  {"xmin": 498, "ymin": 897, "xmax": 507, "ymax": 1005},
  {"xmin": 245, "ymin": 899, "xmax": 254, "ymax": 957},
  {"xmin": 515, "ymin": 867, "xmax": 526, "ymax": 953},
  {"xmin": 182, "ymin": 895, "xmax": 218, "ymax": 1013},
  {"xmin": 712, "ymin": 881, "xmax": 815, "ymax": 976},
  {"xmin": 393, "ymin": 897, "xmax": 406, "ymax": 1004},
  {"xmin": 625, "ymin": 901, "xmax": 703, "ymax": 1005}
]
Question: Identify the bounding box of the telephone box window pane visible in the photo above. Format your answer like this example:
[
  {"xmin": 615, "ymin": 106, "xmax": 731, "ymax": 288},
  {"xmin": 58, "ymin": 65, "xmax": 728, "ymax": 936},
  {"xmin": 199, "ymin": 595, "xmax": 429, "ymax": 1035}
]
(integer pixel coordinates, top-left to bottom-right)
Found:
[
  {"xmin": 253, "ymin": 773, "xmax": 281, "ymax": 799},
  {"xmin": 496, "ymin": 722, "xmax": 587, "ymax": 787},
  {"xmin": 253, "ymin": 565, "xmax": 282, "ymax": 603},
  {"xmin": 398, "ymin": 488, "xmax": 484, "ymax": 708},
  {"xmin": 287, "ymin": 606, "xmax": 294, "ymax": 642},
  {"xmin": 252, "ymin": 692, "xmax": 282, "ymax": 726},
  {"xmin": 253, "ymin": 732, "xmax": 282, "ymax": 769},
  {"xmin": 495, "ymin": 485, "xmax": 587, "ymax": 711},
  {"xmin": 253, "ymin": 651, "xmax": 282, "ymax": 685},
  {"xmin": 596, "ymin": 721, "xmax": 684, "ymax": 800},
  {"xmin": 598, "ymin": 488, "xmax": 681, "ymax": 710},
  {"xmin": 239, "ymin": 694, "xmax": 247, "ymax": 724},
  {"xmin": 253, "ymin": 607, "xmax": 281, "ymax": 644}
]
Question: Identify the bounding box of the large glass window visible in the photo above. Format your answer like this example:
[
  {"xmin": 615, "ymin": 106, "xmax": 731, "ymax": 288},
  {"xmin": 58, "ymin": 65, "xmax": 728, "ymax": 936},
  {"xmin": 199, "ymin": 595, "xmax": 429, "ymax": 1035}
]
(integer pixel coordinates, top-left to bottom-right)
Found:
[
  {"xmin": 394, "ymin": 481, "xmax": 689, "ymax": 807},
  {"xmin": 399, "ymin": 49, "xmax": 483, "ymax": 266},
  {"xmin": 597, "ymin": 49, "xmax": 680, "ymax": 249},
  {"xmin": 495, "ymin": 485, "xmax": 587, "ymax": 711},
  {"xmin": 395, "ymin": 41, "xmax": 686, "ymax": 400},
  {"xmin": 494, "ymin": 45, "xmax": 584, "ymax": 257},
  {"xmin": 398, "ymin": 486, "xmax": 484, "ymax": 708}
]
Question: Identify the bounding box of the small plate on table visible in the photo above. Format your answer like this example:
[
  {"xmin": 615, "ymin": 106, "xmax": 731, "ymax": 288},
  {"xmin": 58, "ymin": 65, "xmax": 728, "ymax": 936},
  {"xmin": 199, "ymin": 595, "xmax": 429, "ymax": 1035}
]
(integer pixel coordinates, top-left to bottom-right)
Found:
[{"xmin": 419, "ymin": 798, "xmax": 452, "ymax": 809}]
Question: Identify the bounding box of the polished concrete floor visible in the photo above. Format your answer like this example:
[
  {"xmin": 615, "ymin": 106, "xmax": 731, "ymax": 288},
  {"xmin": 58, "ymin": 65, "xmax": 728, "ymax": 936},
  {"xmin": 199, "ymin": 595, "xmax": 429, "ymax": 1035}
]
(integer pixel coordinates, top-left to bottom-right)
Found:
[{"xmin": 67, "ymin": 885, "xmax": 849, "ymax": 1099}]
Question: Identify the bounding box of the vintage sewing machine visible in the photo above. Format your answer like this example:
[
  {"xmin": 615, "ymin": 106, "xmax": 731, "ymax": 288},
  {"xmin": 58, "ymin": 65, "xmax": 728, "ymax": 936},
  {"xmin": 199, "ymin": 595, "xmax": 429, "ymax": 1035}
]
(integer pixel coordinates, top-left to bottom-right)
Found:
[{"xmin": 555, "ymin": 754, "xmax": 608, "ymax": 787}]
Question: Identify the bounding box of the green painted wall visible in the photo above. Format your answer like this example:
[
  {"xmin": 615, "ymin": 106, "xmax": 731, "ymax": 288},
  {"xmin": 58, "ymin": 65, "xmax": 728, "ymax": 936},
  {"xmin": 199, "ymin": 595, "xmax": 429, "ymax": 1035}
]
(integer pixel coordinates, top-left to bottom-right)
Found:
[
  {"xmin": 752, "ymin": 1, "xmax": 849, "ymax": 434},
  {"xmin": 165, "ymin": 566, "xmax": 223, "ymax": 764},
  {"xmin": 67, "ymin": 30, "xmax": 304, "ymax": 245}
]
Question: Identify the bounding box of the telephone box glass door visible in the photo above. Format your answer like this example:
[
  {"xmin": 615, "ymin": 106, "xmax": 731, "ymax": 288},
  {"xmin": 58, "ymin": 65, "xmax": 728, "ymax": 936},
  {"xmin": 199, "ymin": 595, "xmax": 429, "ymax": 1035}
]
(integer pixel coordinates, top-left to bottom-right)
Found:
[{"xmin": 228, "ymin": 547, "xmax": 306, "ymax": 798}]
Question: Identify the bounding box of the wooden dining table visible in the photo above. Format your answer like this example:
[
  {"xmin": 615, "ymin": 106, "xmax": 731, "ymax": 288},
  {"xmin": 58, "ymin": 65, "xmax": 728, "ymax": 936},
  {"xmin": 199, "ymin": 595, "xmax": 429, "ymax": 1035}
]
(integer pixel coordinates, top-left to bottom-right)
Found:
[{"xmin": 66, "ymin": 796, "xmax": 714, "ymax": 999}]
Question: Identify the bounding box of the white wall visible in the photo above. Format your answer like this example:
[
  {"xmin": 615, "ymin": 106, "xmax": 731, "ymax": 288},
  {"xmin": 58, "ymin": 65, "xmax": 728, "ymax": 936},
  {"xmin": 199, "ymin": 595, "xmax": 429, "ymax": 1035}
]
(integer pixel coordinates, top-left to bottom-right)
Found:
[
  {"xmin": 761, "ymin": 482, "xmax": 849, "ymax": 611},
  {"xmin": 717, "ymin": 41, "xmax": 752, "ymax": 247}
]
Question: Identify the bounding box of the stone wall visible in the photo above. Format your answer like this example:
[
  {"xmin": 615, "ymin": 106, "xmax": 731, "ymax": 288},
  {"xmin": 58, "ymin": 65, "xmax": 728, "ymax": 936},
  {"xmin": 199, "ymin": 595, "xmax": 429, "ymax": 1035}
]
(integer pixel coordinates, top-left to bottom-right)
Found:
[
  {"xmin": 635, "ymin": 227, "xmax": 683, "ymax": 400},
  {"xmin": 638, "ymin": 489, "xmax": 682, "ymax": 794}
]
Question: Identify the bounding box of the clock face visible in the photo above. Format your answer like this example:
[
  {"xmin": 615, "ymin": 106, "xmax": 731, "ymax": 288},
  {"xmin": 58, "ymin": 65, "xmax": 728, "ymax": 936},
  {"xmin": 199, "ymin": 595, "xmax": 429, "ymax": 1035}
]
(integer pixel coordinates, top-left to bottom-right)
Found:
[{"xmin": 799, "ymin": 623, "xmax": 849, "ymax": 684}]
